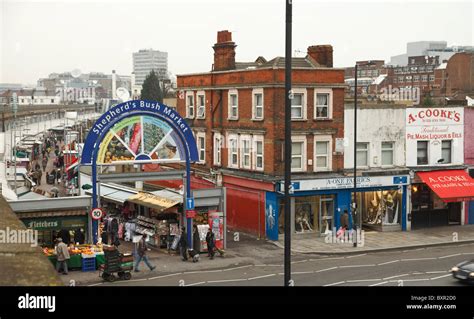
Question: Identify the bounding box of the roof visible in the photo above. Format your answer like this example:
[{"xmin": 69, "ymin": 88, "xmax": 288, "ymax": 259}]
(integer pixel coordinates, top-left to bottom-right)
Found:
[
  {"xmin": 436, "ymin": 62, "xmax": 447, "ymax": 70},
  {"xmin": 235, "ymin": 56, "xmax": 319, "ymax": 70}
]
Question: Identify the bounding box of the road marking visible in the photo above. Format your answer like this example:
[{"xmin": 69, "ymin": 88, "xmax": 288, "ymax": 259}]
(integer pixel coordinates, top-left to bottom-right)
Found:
[
  {"xmin": 221, "ymin": 265, "xmax": 253, "ymax": 272},
  {"xmin": 346, "ymin": 279, "xmax": 382, "ymax": 283},
  {"xmin": 345, "ymin": 254, "xmax": 367, "ymax": 259},
  {"xmin": 148, "ymin": 273, "xmax": 183, "ymax": 280},
  {"xmin": 316, "ymin": 267, "xmax": 338, "ymax": 273},
  {"xmin": 425, "ymin": 271, "xmax": 448, "ymax": 274},
  {"xmin": 340, "ymin": 264, "xmax": 375, "ymax": 268},
  {"xmin": 313, "ymin": 257, "xmax": 345, "ymax": 262},
  {"xmin": 430, "ymin": 274, "xmax": 452, "ymax": 281},
  {"xmin": 370, "ymin": 281, "xmax": 389, "ymax": 286},
  {"xmin": 462, "ymin": 252, "xmax": 474, "ymax": 255},
  {"xmin": 324, "ymin": 281, "xmax": 345, "ymax": 287},
  {"xmin": 401, "ymin": 258, "xmax": 436, "ymax": 262},
  {"xmin": 291, "ymin": 271, "xmax": 315, "ymax": 275},
  {"xmin": 183, "ymin": 269, "xmax": 223, "ymax": 275},
  {"xmin": 383, "ymin": 273, "xmax": 410, "ymax": 280},
  {"xmin": 378, "ymin": 260, "xmax": 399, "ymax": 266},
  {"xmin": 439, "ymin": 253, "xmax": 461, "ymax": 259},
  {"xmin": 402, "ymin": 248, "xmax": 424, "ymax": 252},
  {"xmin": 390, "ymin": 279, "xmax": 429, "ymax": 282},
  {"xmin": 184, "ymin": 281, "xmax": 206, "ymax": 286},
  {"xmin": 126, "ymin": 278, "xmax": 148, "ymax": 283},
  {"xmin": 291, "ymin": 259, "xmax": 308, "ymax": 264},
  {"xmin": 88, "ymin": 283, "xmax": 103, "ymax": 287},
  {"xmin": 254, "ymin": 264, "xmax": 282, "ymax": 267},
  {"xmin": 207, "ymin": 278, "xmax": 248, "ymax": 283},
  {"xmin": 247, "ymin": 274, "xmax": 276, "ymax": 281}
]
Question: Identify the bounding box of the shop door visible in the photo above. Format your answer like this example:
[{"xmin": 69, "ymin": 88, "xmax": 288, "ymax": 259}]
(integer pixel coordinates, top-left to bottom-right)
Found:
[
  {"xmin": 469, "ymin": 201, "xmax": 474, "ymax": 225},
  {"xmin": 448, "ymin": 202, "xmax": 461, "ymax": 225},
  {"xmin": 320, "ymin": 198, "xmax": 334, "ymax": 234}
]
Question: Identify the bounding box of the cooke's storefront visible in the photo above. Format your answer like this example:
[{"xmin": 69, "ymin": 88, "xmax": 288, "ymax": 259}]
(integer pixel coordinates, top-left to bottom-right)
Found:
[{"xmin": 266, "ymin": 174, "xmax": 410, "ymax": 240}]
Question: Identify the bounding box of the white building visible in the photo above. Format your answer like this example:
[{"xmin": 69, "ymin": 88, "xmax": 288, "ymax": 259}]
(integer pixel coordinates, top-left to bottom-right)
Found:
[{"xmin": 133, "ymin": 49, "xmax": 168, "ymax": 86}]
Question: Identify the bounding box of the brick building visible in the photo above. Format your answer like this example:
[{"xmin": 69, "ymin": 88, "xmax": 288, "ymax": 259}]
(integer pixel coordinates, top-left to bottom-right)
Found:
[{"xmin": 174, "ymin": 30, "xmax": 346, "ymax": 239}]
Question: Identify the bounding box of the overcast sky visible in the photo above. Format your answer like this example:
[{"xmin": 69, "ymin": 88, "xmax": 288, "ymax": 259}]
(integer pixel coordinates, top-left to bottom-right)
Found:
[{"xmin": 0, "ymin": 0, "xmax": 472, "ymax": 85}]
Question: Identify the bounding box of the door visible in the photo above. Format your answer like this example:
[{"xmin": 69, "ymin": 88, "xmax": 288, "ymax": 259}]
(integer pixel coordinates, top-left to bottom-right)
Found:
[
  {"xmin": 448, "ymin": 202, "xmax": 461, "ymax": 225},
  {"xmin": 320, "ymin": 196, "xmax": 334, "ymax": 234}
]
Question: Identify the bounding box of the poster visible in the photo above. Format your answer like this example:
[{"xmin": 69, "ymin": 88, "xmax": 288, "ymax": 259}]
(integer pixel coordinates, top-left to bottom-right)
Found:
[{"xmin": 208, "ymin": 212, "xmax": 224, "ymax": 249}]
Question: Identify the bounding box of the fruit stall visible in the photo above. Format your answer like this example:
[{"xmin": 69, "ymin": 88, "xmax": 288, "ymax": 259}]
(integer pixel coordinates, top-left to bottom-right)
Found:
[{"xmin": 44, "ymin": 244, "xmax": 105, "ymax": 271}]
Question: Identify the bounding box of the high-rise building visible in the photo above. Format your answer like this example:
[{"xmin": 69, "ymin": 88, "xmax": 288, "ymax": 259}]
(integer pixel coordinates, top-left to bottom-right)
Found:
[{"xmin": 132, "ymin": 49, "xmax": 168, "ymax": 86}]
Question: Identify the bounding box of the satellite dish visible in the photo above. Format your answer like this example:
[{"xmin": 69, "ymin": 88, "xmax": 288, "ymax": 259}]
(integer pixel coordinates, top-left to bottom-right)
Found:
[
  {"xmin": 116, "ymin": 87, "xmax": 130, "ymax": 101},
  {"xmin": 71, "ymin": 69, "xmax": 82, "ymax": 78}
]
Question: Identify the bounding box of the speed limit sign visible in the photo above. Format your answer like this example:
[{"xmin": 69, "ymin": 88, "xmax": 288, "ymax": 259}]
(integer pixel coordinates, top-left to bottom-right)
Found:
[{"xmin": 90, "ymin": 208, "xmax": 104, "ymax": 220}]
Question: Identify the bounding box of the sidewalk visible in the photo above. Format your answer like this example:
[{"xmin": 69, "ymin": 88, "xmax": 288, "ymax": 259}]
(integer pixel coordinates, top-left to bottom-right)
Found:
[{"xmin": 271, "ymin": 225, "xmax": 474, "ymax": 254}]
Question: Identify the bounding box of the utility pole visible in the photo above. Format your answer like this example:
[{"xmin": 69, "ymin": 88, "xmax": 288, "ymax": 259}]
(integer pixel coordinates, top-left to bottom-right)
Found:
[
  {"xmin": 12, "ymin": 93, "xmax": 18, "ymax": 195},
  {"xmin": 284, "ymin": 0, "xmax": 292, "ymax": 287},
  {"xmin": 353, "ymin": 64, "xmax": 358, "ymax": 247}
]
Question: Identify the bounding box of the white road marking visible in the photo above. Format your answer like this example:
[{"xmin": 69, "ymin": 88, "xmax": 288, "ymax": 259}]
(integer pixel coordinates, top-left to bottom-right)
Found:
[
  {"xmin": 126, "ymin": 278, "xmax": 148, "ymax": 283},
  {"xmin": 316, "ymin": 267, "xmax": 338, "ymax": 273},
  {"xmin": 148, "ymin": 273, "xmax": 183, "ymax": 280},
  {"xmin": 313, "ymin": 257, "xmax": 345, "ymax": 262},
  {"xmin": 291, "ymin": 271, "xmax": 315, "ymax": 275},
  {"xmin": 183, "ymin": 269, "xmax": 223, "ymax": 275},
  {"xmin": 390, "ymin": 279, "xmax": 429, "ymax": 282},
  {"xmin": 425, "ymin": 271, "xmax": 448, "ymax": 274},
  {"xmin": 184, "ymin": 281, "xmax": 206, "ymax": 286},
  {"xmin": 324, "ymin": 281, "xmax": 345, "ymax": 287},
  {"xmin": 346, "ymin": 279, "xmax": 382, "ymax": 283},
  {"xmin": 247, "ymin": 274, "xmax": 276, "ymax": 281},
  {"xmin": 439, "ymin": 253, "xmax": 461, "ymax": 259},
  {"xmin": 378, "ymin": 260, "xmax": 400, "ymax": 266},
  {"xmin": 402, "ymin": 248, "xmax": 424, "ymax": 252},
  {"xmin": 207, "ymin": 278, "xmax": 248, "ymax": 283},
  {"xmin": 291, "ymin": 259, "xmax": 308, "ymax": 264},
  {"xmin": 221, "ymin": 265, "xmax": 253, "ymax": 272},
  {"xmin": 430, "ymin": 274, "xmax": 452, "ymax": 281},
  {"xmin": 369, "ymin": 281, "xmax": 389, "ymax": 287},
  {"xmin": 254, "ymin": 264, "xmax": 282, "ymax": 267},
  {"xmin": 345, "ymin": 254, "xmax": 367, "ymax": 259},
  {"xmin": 88, "ymin": 283, "xmax": 103, "ymax": 287},
  {"xmin": 383, "ymin": 273, "xmax": 410, "ymax": 280},
  {"xmin": 401, "ymin": 258, "xmax": 436, "ymax": 262},
  {"xmin": 340, "ymin": 264, "xmax": 376, "ymax": 268}
]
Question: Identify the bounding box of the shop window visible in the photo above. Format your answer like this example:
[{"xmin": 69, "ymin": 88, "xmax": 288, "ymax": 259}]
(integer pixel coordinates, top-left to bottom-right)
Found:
[
  {"xmin": 359, "ymin": 190, "xmax": 402, "ymax": 227},
  {"xmin": 441, "ymin": 140, "xmax": 452, "ymax": 164},
  {"xmin": 417, "ymin": 141, "xmax": 428, "ymax": 165},
  {"xmin": 294, "ymin": 195, "xmax": 335, "ymax": 234},
  {"xmin": 356, "ymin": 142, "xmax": 369, "ymax": 167},
  {"xmin": 381, "ymin": 142, "xmax": 394, "ymax": 166}
]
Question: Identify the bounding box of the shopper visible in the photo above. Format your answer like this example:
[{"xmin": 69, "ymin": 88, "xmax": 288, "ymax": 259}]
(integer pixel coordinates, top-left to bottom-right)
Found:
[
  {"xmin": 206, "ymin": 228, "xmax": 215, "ymax": 260},
  {"xmin": 42, "ymin": 157, "xmax": 48, "ymax": 171},
  {"xmin": 134, "ymin": 234, "xmax": 156, "ymax": 272},
  {"xmin": 340, "ymin": 209, "xmax": 349, "ymax": 230},
  {"xmin": 55, "ymin": 238, "xmax": 70, "ymax": 275},
  {"xmin": 37, "ymin": 169, "xmax": 42, "ymax": 186},
  {"xmin": 192, "ymin": 225, "xmax": 201, "ymax": 255},
  {"xmin": 179, "ymin": 227, "xmax": 188, "ymax": 261}
]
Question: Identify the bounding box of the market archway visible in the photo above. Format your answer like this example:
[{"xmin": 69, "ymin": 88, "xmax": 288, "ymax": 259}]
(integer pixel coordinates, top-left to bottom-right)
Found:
[{"xmin": 81, "ymin": 100, "xmax": 198, "ymax": 243}]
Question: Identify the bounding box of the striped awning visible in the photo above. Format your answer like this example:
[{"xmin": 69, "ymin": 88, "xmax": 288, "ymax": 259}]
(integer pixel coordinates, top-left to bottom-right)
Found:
[
  {"xmin": 16, "ymin": 210, "xmax": 87, "ymax": 219},
  {"xmin": 127, "ymin": 192, "xmax": 179, "ymax": 212}
]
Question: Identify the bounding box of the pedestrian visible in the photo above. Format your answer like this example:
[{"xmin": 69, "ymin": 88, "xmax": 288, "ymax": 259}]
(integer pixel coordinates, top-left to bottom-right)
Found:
[
  {"xmin": 73, "ymin": 228, "xmax": 85, "ymax": 245},
  {"xmin": 192, "ymin": 225, "xmax": 201, "ymax": 255},
  {"xmin": 56, "ymin": 168, "xmax": 61, "ymax": 184},
  {"xmin": 37, "ymin": 169, "xmax": 42, "ymax": 185},
  {"xmin": 206, "ymin": 228, "xmax": 215, "ymax": 260},
  {"xmin": 55, "ymin": 238, "xmax": 70, "ymax": 275},
  {"xmin": 134, "ymin": 234, "xmax": 156, "ymax": 272},
  {"xmin": 341, "ymin": 209, "xmax": 349, "ymax": 230},
  {"xmin": 42, "ymin": 157, "xmax": 48, "ymax": 171},
  {"xmin": 179, "ymin": 227, "xmax": 188, "ymax": 261}
]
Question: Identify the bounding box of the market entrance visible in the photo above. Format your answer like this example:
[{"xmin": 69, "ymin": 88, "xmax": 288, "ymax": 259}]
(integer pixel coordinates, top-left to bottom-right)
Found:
[{"xmin": 80, "ymin": 100, "xmax": 198, "ymax": 244}]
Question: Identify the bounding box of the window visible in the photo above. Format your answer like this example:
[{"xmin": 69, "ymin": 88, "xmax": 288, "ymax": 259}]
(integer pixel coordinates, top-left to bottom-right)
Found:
[
  {"xmin": 315, "ymin": 141, "xmax": 330, "ymax": 170},
  {"xmin": 417, "ymin": 141, "xmax": 428, "ymax": 165},
  {"xmin": 422, "ymin": 75, "xmax": 428, "ymax": 82},
  {"xmin": 186, "ymin": 92, "xmax": 194, "ymax": 118},
  {"xmin": 314, "ymin": 89, "xmax": 332, "ymax": 119},
  {"xmin": 381, "ymin": 142, "xmax": 394, "ymax": 166},
  {"xmin": 441, "ymin": 140, "xmax": 452, "ymax": 164},
  {"xmin": 291, "ymin": 93, "xmax": 304, "ymax": 119},
  {"xmin": 241, "ymin": 136, "xmax": 251, "ymax": 169},
  {"xmin": 356, "ymin": 142, "xmax": 369, "ymax": 167},
  {"xmin": 228, "ymin": 90, "xmax": 238, "ymax": 120},
  {"xmin": 252, "ymin": 89, "xmax": 264, "ymax": 120},
  {"xmin": 197, "ymin": 92, "xmax": 205, "ymax": 118},
  {"xmin": 228, "ymin": 134, "xmax": 238, "ymax": 168},
  {"xmin": 429, "ymin": 75, "xmax": 435, "ymax": 82},
  {"xmin": 253, "ymin": 136, "xmax": 264, "ymax": 171},
  {"xmin": 51, "ymin": 99, "xmax": 55, "ymax": 103},
  {"xmin": 399, "ymin": 76, "xmax": 404, "ymax": 83},
  {"xmin": 197, "ymin": 132, "xmax": 205, "ymax": 163},
  {"xmin": 413, "ymin": 75, "xmax": 420, "ymax": 82},
  {"xmin": 291, "ymin": 136, "xmax": 307, "ymax": 172},
  {"xmin": 213, "ymin": 133, "xmax": 222, "ymax": 166}
]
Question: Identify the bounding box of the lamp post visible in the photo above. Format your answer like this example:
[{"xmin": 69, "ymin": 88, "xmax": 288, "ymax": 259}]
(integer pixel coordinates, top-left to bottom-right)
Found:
[{"xmin": 353, "ymin": 64, "xmax": 358, "ymax": 247}]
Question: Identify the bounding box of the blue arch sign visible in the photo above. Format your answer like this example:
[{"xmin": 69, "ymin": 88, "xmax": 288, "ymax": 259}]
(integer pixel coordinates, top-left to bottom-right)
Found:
[{"xmin": 81, "ymin": 100, "xmax": 198, "ymax": 243}]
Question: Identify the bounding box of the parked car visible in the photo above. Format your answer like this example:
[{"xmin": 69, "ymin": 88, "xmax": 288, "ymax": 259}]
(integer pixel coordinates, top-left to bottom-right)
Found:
[{"xmin": 451, "ymin": 260, "xmax": 474, "ymax": 284}]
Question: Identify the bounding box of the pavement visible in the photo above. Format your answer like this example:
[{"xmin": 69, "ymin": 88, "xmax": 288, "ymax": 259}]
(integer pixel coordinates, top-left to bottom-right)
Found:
[
  {"xmin": 32, "ymin": 141, "xmax": 67, "ymax": 198},
  {"xmin": 271, "ymin": 225, "xmax": 474, "ymax": 254}
]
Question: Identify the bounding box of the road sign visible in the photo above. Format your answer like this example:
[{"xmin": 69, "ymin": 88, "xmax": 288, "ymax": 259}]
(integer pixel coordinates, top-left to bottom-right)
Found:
[
  {"xmin": 186, "ymin": 210, "xmax": 196, "ymax": 218},
  {"xmin": 186, "ymin": 197, "xmax": 195, "ymax": 210},
  {"xmin": 90, "ymin": 208, "xmax": 104, "ymax": 220}
]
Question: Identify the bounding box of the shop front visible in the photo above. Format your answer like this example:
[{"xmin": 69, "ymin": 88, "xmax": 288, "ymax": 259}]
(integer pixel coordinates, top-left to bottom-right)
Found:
[
  {"xmin": 410, "ymin": 169, "xmax": 474, "ymax": 229},
  {"xmin": 266, "ymin": 174, "xmax": 410, "ymax": 240}
]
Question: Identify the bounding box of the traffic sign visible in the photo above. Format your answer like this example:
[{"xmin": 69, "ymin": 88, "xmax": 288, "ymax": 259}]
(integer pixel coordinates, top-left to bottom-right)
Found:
[
  {"xmin": 186, "ymin": 210, "xmax": 196, "ymax": 218},
  {"xmin": 90, "ymin": 208, "xmax": 104, "ymax": 220},
  {"xmin": 186, "ymin": 197, "xmax": 195, "ymax": 210}
]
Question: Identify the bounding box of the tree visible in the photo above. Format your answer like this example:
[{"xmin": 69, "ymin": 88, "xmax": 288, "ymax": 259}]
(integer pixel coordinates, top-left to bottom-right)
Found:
[
  {"xmin": 140, "ymin": 70, "xmax": 163, "ymax": 103},
  {"xmin": 422, "ymin": 95, "xmax": 434, "ymax": 107}
]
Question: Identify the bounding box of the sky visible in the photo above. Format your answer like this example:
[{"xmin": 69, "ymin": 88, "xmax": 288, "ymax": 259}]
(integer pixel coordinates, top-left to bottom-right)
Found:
[{"xmin": 0, "ymin": 0, "xmax": 472, "ymax": 85}]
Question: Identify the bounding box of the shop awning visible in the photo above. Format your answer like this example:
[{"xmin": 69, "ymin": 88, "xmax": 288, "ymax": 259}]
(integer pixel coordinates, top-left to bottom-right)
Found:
[
  {"xmin": 127, "ymin": 192, "xmax": 180, "ymax": 211},
  {"xmin": 65, "ymin": 159, "xmax": 79, "ymax": 172},
  {"xmin": 16, "ymin": 209, "xmax": 87, "ymax": 219},
  {"xmin": 417, "ymin": 170, "xmax": 474, "ymax": 202}
]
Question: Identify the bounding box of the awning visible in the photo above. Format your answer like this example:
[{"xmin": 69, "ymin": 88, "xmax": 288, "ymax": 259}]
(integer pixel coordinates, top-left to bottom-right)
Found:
[
  {"xmin": 417, "ymin": 170, "xmax": 474, "ymax": 202},
  {"xmin": 16, "ymin": 209, "xmax": 87, "ymax": 219},
  {"xmin": 127, "ymin": 192, "xmax": 180, "ymax": 211},
  {"xmin": 65, "ymin": 159, "xmax": 79, "ymax": 172}
]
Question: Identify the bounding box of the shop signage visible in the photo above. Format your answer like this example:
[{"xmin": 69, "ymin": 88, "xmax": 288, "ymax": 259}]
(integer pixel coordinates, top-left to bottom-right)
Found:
[
  {"xmin": 22, "ymin": 217, "xmax": 87, "ymax": 230},
  {"xmin": 279, "ymin": 175, "xmax": 410, "ymax": 192},
  {"xmin": 406, "ymin": 107, "xmax": 464, "ymax": 141},
  {"xmin": 90, "ymin": 208, "xmax": 104, "ymax": 220}
]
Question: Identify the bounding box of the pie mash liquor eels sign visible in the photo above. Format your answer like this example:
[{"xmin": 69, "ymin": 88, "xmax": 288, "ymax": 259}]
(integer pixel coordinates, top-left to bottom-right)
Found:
[{"xmin": 81, "ymin": 100, "xmax": 199, "ymax": 243}]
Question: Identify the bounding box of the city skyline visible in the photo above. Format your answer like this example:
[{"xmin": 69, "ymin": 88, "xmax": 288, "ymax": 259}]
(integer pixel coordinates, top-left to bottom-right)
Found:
[{"xmin": 1, "ymin": 0, "xmax": 472, "ymax": 84}]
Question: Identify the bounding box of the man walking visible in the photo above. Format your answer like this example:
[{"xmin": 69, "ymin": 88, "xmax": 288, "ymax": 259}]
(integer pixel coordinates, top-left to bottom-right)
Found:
[
  {"xmin": 179, "ymin": 227, "xmax": 188, "ymax": 261},
  {"xmin": 55, "ymin": 238, "xmax": 70, "ymax": 275},
  {"xmin": 134, "ymin": 234, "xmax": 156, "ymax": 272},
  {"xmin": 206, "ymin": 228, "xmax": 215, "ymax": 260}
]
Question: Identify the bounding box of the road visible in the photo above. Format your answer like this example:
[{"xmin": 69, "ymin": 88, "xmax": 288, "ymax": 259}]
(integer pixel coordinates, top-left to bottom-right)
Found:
[{"xmin": 92, "ymin": 242, "xmax": 474, "ymax": 287}]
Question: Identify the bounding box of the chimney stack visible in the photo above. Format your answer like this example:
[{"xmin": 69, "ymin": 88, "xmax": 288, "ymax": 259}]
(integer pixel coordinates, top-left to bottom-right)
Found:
[
  {"xmin": 213, "ymin": 30, "xmax": 236, "ymax": 71},
  {"xmin": 307, "ymin": 45, "xmax": 333, "ymax": 67}
]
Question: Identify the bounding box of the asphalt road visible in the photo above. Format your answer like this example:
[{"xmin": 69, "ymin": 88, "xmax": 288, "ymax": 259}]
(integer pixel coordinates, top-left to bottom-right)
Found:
[{"xmin": 93, "ymin": 242, "xmax": 474, "ymax": 287}]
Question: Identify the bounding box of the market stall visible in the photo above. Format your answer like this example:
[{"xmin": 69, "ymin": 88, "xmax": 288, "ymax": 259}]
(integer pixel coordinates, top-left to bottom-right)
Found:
[{"xmin": 43, "ymin": 244, "xmax": 105, "ymax": 271}]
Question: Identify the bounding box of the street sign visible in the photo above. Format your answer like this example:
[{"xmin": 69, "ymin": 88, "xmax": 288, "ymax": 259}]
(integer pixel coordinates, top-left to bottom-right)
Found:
[
  {"xmin": 186, "ymin": 210, "xmax": 196, "ymax": 218},
  {"xmin": 186, "ymin": 197, "xmax": 195, "ymax": 210},
  {"xmin": 90, "ymin": 208, "xmax": 104, "ymax": 220}
]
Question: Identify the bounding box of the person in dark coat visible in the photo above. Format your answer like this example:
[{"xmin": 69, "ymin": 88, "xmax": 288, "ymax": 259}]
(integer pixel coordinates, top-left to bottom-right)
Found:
[
  {"xmin": 206, "ymin": 228, "xmax": 215, "ymax": 260},
  {"xmin": 179, "ymin": 227, "xmax": 188, "ymax": 261},
  {"xmin": 73, "ymin": 228, "xmax": 85, "ymax": 245},
  {"xmin": 58, "ymin": 229, "xmax": 71, "ymax": 245},
  {"xmin": 192, "ymin": 225, "xmax": 201, "ymax": 254}
]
